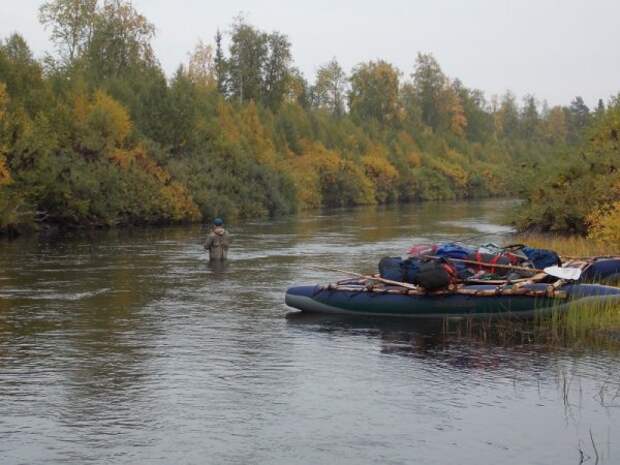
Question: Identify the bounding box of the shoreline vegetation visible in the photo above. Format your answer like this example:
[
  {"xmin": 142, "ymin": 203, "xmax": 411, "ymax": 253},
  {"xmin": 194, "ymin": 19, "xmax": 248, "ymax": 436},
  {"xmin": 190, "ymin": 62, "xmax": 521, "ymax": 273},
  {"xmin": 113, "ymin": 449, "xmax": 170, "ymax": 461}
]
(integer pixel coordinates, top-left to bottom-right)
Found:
[
  {"xmin": 516, "ymin": 235, "xmax": 620, "ymax": 347},
  {"xmin": 1, "ymin": 0, "xmax": 617, "ymax": 238},
  {"xmin": 445, "ymin": 297, "xmax": 620, "ymax": 351},
  {"xmin": 442, "ymin": 235, "xmax": 620, "ymax": 350}
]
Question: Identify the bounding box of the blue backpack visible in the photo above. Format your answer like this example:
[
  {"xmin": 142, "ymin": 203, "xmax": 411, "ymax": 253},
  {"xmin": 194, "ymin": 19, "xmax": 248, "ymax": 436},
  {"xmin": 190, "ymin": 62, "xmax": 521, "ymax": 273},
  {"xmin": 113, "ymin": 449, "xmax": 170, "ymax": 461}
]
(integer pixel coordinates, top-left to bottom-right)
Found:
[
  {"xmin": 434, "ymin": 243, "xmax": 472, "ymax": 275},
  {"xmin": 378, "ymin": 257, "xmax": 421, "ymax": 283},
  {"xmin": 521, "ymin": 247, "xmax": 561, "ymax": 269},
  {"xmin": 435, "ymin": 243, "xmax": 473, "ymax": 260}
]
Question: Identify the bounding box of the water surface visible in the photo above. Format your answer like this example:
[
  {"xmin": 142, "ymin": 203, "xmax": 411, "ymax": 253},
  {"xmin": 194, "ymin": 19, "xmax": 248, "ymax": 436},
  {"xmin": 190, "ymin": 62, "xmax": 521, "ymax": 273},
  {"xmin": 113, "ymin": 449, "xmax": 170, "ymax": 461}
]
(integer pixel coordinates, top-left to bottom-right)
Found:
[{"xmin": 1, "ymin": 199, "xmax": 618, "ymax": 465}]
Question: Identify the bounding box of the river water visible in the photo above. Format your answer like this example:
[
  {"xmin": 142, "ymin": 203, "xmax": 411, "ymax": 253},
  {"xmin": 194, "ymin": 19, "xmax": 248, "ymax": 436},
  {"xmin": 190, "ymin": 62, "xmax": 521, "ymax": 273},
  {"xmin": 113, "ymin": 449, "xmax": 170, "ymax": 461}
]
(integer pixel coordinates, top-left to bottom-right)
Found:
[{"xmin": 0, "ymin": 199, "xmax": 618, "ymax": 465}]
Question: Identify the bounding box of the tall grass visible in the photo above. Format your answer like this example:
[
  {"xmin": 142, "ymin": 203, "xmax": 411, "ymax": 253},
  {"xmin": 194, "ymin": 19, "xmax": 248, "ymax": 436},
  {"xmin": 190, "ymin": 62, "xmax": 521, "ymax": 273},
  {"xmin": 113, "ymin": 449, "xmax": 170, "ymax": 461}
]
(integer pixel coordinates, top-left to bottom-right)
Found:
[
  {"xmin": 510, "ymin": 233, "xmax": 620, "ymax": 258},
  {"xmin": 544, "ymin": 298, "xmax": 620, "ymax": 349},
  {"xmin": 514, "ymin": 234, "xmax": 620, "ymax": 346},
  {"xmin": 444, "ymin": 235, "xmax": 620, "ymax": 349}
]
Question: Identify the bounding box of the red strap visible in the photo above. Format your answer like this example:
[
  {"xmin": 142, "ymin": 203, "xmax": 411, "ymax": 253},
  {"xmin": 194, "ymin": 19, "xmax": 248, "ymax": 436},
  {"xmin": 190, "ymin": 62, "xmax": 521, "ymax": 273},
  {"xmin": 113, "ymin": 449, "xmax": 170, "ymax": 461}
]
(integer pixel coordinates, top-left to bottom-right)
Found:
[{"xmin": 442, "ymin": 263, "xmax": 458, "ymax": 282}]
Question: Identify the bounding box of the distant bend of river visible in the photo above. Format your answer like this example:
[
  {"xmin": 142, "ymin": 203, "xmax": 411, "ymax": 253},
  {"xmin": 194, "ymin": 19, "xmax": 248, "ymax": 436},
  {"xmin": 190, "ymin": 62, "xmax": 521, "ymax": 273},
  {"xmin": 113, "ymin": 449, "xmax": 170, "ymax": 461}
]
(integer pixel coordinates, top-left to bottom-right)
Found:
[{"xmin": 1, "ymin": 199, "xmax": 619, "ymax": 465}]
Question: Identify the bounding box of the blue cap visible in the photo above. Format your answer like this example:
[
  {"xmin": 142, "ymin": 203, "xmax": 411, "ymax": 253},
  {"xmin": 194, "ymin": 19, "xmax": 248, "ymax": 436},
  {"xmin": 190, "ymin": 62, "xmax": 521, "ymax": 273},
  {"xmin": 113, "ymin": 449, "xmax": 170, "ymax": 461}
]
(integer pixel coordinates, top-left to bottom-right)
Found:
[{"xmin": 213, "ymin": 218, "xmax": 224, "ymax": 226}]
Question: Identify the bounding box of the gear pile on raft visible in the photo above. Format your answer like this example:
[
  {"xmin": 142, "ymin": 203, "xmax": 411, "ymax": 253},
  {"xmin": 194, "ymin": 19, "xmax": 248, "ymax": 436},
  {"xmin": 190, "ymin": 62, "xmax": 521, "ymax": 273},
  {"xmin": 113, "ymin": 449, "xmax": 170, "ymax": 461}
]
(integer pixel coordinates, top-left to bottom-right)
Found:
[{"xmin": 285, "ymin": 242, "xmax": 620, "ymax": 318}]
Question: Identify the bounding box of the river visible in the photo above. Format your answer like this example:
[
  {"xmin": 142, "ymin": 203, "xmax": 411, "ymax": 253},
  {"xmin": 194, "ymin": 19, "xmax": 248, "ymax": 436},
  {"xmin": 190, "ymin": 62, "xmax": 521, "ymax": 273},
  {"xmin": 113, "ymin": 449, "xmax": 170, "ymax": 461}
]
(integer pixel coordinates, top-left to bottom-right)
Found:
[{"xmin": 0, "ymin": 199, "xmax": 618, "ymax": 465}]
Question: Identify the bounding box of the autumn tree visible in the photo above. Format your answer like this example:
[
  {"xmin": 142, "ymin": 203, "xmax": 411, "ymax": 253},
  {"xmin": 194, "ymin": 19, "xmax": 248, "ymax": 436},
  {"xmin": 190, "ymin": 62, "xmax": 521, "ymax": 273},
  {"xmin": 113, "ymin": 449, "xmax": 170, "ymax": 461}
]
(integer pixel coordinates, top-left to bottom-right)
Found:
[
  {"xmin": 313, "ymin": 58, "xmax": 347, "ymax": 116},
  {"xmin": 411, "ymin": 53, "xmax": 445, "ymax": 129},
  {"xmin": 494, "ymin": 91, "xmax": 520, "ymax": 138},
  {"xmin": 87, "ymin": 0, "xmax": 156, "ymax": 78},
  {"xmin": 262, "ymin": 32, "xmax": 292, "ymax": 110},
  {"xmin": 286, "ymin": 67, "xmax": 310, "ymax": 108},
  {"xmin": 187, "ymin": 39, "xmax": 215, "ymax": 89},
  {"xmin": 520, "ymin": 94, "xmax": 540, "ymax": 139},
  {"xmin": 39, "ymin": 0, "xmax": 155, "ymax": 78},
  {"xmin": 544, "ymin": 106, "xmax": 567, "ymax": 144},
  {"xmin": 453, "ymin": 80, "xmax": 491, "ymax": 142},
  {"xmin": 228, "ymin": 18, "xmax": 268, "ymax": 103},
  {"xmin": 39, "ymin": 0, "xmax": 98, "ymax": 64},
  {"xmin": 411, "ymin": 53, "xmax": 467, "ymax": 136},
  {"xmin": 0, "ymin": 34, "xmax": 54, "ymax": 118},
  {"xmin": 348, "ymin": 60, "xmax": 401, "ymax": 125}
]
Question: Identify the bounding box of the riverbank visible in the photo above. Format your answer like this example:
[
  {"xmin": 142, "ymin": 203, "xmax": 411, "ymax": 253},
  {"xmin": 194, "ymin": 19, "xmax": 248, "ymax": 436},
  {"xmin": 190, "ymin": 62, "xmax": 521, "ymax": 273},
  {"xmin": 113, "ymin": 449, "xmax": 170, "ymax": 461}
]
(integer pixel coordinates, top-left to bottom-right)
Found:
[{"xmin": 445, "ymin": 234, "xmax": 620, "ymax": 349}]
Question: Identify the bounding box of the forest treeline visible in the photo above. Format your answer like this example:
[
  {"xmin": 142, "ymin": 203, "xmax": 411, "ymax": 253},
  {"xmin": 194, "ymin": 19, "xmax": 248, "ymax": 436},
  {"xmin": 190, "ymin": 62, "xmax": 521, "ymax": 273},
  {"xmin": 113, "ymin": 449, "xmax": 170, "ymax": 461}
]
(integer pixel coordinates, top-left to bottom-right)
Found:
[{"xmin": 0, "ymin": 0, "xmax": 617, "ymax": 238}]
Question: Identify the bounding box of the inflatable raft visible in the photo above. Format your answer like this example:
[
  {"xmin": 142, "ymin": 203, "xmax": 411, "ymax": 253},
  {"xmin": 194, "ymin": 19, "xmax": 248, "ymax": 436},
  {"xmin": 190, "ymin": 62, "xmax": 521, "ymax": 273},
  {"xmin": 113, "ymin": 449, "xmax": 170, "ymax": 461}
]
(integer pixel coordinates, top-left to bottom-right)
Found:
[{"xmin": 285, "ymin": 282, "xmax": 620, "ymax": 318}]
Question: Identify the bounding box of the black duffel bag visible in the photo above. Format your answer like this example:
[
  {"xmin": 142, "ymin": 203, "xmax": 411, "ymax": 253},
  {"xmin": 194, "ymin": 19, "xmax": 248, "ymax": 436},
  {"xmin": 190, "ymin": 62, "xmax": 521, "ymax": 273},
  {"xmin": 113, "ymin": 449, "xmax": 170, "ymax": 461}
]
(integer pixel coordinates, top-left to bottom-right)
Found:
[{"xmin": 412, "ymin": 259, "xmax": 455, "ymax": 291}]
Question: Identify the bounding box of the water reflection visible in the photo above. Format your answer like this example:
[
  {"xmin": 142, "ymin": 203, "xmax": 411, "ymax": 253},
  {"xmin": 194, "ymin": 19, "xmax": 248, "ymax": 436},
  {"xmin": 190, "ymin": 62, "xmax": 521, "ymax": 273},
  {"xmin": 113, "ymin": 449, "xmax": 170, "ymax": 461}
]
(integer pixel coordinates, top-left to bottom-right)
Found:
[
  {"xmin": 0, "ymin": 199, "xmax": 618, "ymax": 465},
  {"xmin": 207, "ymin": 259, "xmax": 231, "ymax": 274}
]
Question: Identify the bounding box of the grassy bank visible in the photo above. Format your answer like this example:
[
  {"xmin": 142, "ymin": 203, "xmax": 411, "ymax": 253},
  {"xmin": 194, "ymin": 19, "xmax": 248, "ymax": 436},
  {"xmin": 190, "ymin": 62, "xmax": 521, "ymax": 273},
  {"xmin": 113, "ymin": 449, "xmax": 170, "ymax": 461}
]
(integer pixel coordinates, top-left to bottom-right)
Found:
[
  {"xmin": 510, "ymin": 233, "xmax": 620, "ymax": 259},
  {"xmin": 444, "ymin": 235, "xmax": 620, "ymax": 350},
  {"xmin": 519, "ymin": 235, "xmax": 620, "ymax": 348}
]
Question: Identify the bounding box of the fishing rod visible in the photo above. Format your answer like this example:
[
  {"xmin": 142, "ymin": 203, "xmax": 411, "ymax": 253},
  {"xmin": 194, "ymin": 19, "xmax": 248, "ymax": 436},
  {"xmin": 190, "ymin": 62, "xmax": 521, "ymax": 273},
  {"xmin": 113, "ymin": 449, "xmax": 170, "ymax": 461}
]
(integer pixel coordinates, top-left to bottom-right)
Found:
[{"xmin": 309, "ymin": 265, "xmax": 420, "ymax": 290}]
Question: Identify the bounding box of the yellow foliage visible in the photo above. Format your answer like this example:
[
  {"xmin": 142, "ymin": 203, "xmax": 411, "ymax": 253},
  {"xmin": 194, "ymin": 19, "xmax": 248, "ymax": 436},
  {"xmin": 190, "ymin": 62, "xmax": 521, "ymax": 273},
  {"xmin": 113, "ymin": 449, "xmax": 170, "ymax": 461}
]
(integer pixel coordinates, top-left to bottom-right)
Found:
[
  {"xmin": 364, "ymin": 142, "xmax": 389, "ymax": 159},
  {"xmin": 74, "ymin": 90, "xmax": 133, "ymax": 153},
  {"xmin": 343, "ymin": 159, "xmax": 376, "ymax": 205},
  {"xmin": 239, "ymin": 102, "xmax": 276, "ymax": 165},
  {"xmin": 134, "ymin": 146, "xmax": 170, "ymax": 184},
  {"xmin": 439, "ymin": 86, "xmax": 467, "ymax": 137},
  {"xmin": 290, "ymin": 154, "xmax": 322, "ymax": 209},
  {"xmin": 545, "ymin": 106, "xmax": 567, "ymax": 143},
  {"xmin": 187, "ymin": 39, "xmax": 216, "ymax": 89},
  {"xmin": 216, "ymin": 101, "xmax": 241, "ymax": 145},
  {"xmin": 449, "ymin": 106, "xmax": 467, "ymax": 137},
  {"xmin": 362, "ymin": 153, "xmax": 398, "ymax": 202},
  {"xmin": 108, "ymin": 147, "xmax": 138, "ymax": 168},
  {"xmin": 407, "ymin": 151, "xmax": 422, "ymax": 167},
  {"xmin": 444, "ymin": 148, "xmax": 468, "ymax": 165},
  {"xmin": 588, "ymin": 201, "xmax": 620, "ymax": 244},
  {"xmin": 108, "ymin": 144, "xmax": 200, "ymax": 220},
  {"xmin": 428, "ymin": 157, "xmax": 469, "ymax": 188},
  {"xmin": 160, "ymin": 181, "xmax": 201, "ymax": 221},
  {"xmin": 291, "ymin": 140, "xmax": 342, "ymax": 209},
  {"xmin": 91, "ymin": 90, "xmax": 132, "ymax": 145},
  {"xmin": 73, "ymin": 93, "xmax": 90, "ymax": 126},
  {"xmin": 393, "ymin": 132, "xmax": 422, "ymax": 167},
  {"xmin": 290, "ymin": 140, "xmax": 377, "ymax": 208}
]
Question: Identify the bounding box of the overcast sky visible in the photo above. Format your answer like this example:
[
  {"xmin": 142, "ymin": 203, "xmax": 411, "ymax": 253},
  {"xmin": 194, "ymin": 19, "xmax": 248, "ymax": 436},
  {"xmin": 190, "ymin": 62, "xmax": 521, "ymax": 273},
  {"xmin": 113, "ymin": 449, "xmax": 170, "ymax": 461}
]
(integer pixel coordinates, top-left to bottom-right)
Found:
[{"xmin": 2, "ymin": 0, "xmax": 619, "ymax": 107}]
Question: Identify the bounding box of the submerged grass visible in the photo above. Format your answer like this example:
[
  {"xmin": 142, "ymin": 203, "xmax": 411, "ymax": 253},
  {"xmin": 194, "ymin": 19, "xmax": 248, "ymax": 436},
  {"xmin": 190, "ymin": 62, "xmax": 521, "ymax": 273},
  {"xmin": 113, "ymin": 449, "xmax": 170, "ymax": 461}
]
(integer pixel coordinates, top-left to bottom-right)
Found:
[
  {"xmin": 444, "ymin": 235, "xmax": 620, "ymax": 350},
  {"xmin": 543, "ymin": 298, "xmax": 620, "ymax": 349},
  {"xmin": 514, "ymin": 234, "xmax": 620, "ymax": 348},
  {"xmin": 444, "ymin": 301, "xmax": 620, "ymax": 351}
]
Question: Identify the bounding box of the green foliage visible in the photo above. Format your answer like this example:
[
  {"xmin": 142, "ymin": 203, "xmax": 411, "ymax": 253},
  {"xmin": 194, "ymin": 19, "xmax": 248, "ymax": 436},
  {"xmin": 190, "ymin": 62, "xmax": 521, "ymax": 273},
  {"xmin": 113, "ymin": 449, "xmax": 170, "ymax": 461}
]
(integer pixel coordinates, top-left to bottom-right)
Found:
[
  {"xmin": 515, "ymin": 96, "xmax": 620, "ymax": 234},
  {"xmin": 0, "ymin": 3, "xmax": 610, "ymax": 236},
  {"xmin": 312, "ymin": 58, "xmax": 347, "ymax": 117},
  {"xmin": 349, "ymin": 60, "xmax": 401, "ymax": 126}
]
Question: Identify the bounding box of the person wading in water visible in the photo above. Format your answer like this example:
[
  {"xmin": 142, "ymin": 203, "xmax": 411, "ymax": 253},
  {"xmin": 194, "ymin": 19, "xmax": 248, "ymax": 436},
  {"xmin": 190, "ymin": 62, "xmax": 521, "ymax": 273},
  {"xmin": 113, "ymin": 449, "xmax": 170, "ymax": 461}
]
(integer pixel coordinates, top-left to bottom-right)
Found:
[{"xmin": 204, "ymin": 218, "xmax": 231, "ymax": 261}]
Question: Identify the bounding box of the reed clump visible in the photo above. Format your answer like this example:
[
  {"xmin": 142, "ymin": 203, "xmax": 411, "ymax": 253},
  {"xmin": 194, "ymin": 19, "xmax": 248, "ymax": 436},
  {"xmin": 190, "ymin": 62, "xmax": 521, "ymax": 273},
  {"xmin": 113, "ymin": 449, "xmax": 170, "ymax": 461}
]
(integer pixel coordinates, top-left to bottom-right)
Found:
[
  {"xmin": 513, "ymin": 234, "xmax": 620, "ymax": 347},
  {"xmin": 542, "ymin": 298, "xmax": 620, "ymax": 349},
  {"xmin": 443, "ymin": 235, "xmax": 620, "ymax": 349}
]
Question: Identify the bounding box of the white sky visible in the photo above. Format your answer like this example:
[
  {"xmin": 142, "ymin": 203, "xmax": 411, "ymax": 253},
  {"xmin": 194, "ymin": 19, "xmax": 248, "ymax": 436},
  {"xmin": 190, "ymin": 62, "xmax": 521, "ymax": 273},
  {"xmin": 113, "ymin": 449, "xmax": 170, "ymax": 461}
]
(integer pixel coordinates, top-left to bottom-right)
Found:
[{"xmin": 2, "ymin": 0, "xmax": 619, "ymax": 108}]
